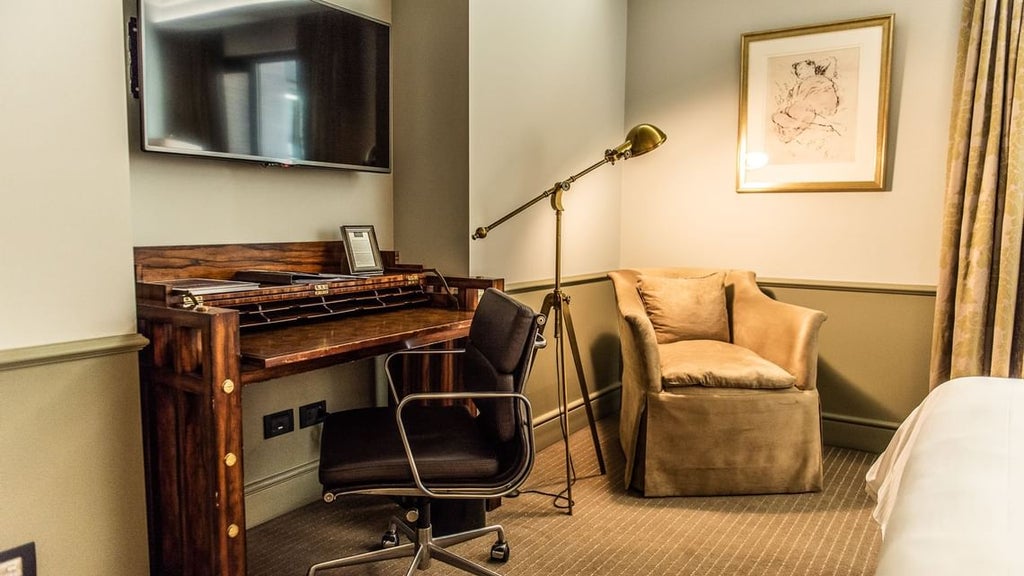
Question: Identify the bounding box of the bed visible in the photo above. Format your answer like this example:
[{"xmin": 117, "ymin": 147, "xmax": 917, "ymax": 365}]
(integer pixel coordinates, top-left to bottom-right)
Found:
[{"xmin": 865, "ymin": 376, "xmax": 1024, "ymax": 575}]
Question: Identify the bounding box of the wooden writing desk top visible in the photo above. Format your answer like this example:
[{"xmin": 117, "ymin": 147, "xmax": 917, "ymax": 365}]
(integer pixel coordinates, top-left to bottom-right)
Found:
[{"xmin": 240, "ymin": 307, "xmax": 475, "ymax": 383}]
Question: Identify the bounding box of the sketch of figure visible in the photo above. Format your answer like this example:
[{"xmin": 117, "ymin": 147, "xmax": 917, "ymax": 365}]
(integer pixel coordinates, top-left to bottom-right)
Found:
[
  {"xmin": 765, "ymin": 47, "xmax": 859, "ymax": 164},
  {"xmin": 771, "ymin": 56, "xmax": 839, "ymax": 142}
]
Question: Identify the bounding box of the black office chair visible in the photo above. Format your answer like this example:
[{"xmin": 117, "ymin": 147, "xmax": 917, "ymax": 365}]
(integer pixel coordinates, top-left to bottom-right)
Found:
[{"xmin": 308, "ymin": 288, "xmax": 545, "ymax": 576}]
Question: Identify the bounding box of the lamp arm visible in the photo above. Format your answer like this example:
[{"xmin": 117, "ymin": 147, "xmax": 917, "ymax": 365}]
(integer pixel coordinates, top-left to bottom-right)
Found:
[
  {"xmin": 574, "ymin": 150, "xmax": 619, "ymax": 181},
  {"xmin": 472, "ymin": 184, "xmax": 558, "ymax": 240},
  {"xmin": 472, "ymin": 155, "xmax": 612, "ymax": 240}
]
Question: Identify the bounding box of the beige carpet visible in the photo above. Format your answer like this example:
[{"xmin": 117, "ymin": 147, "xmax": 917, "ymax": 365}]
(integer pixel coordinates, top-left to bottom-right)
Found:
[{"xmin": 248, "ymin": 417, "xmax": 881, "ymax": 575}]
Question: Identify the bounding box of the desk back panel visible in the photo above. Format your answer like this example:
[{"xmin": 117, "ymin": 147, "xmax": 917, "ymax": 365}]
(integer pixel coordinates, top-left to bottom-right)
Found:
[{"xmin": 134, "ymin": 241, "xmax": 398, "ymax": 282}]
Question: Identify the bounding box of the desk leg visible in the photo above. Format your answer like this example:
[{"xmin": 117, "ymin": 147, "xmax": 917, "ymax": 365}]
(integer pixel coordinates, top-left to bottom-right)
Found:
[
  {"xmin": 374, "ymin": 356, "xmax": 390, "ymax": 407},
  {"xmin": 138, "ymin": 305, "xmax": 246, "ymax": 576}
]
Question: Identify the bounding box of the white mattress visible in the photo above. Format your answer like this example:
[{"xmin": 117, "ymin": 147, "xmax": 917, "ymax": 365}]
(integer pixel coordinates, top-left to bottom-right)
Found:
[{"xmin": 865, "ymin": 376, "xmax": 1024, "ymax": 575}]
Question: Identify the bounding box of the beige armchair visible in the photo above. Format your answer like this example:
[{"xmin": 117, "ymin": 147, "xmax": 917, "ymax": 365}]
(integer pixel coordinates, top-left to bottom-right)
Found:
[{"xmin": 608, "ymin": 268, "xmax": 827, "ymax": 497}]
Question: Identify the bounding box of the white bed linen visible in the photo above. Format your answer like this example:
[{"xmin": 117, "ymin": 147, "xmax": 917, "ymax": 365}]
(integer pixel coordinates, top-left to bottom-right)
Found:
[{"xmin": 865, "ymin": 376, "xmax": 1024, "ymax": 575}]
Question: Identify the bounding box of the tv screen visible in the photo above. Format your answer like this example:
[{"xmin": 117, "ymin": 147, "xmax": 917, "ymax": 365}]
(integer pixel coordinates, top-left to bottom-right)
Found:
[{"xmin": 137, "ymin": 0, "xmax": 390, "ymax": 172}]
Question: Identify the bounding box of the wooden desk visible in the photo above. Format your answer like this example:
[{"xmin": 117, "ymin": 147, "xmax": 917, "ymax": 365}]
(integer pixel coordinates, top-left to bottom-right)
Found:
[
  {"xmin": 134, "ymin": 242, "xmax": 499, "ymax": 576},
  {"xmin": 240, "ymin": 307, "xmax": 475, "ymax": 383}
]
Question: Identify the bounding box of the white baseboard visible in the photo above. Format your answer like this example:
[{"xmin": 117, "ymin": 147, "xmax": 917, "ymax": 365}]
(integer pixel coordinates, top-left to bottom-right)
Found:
[
  {"xmin": 244, "ymin": 460, "xmax": 322, "ymax": 528},
  {"xmin": 532, "ymin": 387, "xmax": 620, "ymax": 450},
  {"xmin": 822, "ymin": 413, "xmax": 897, "ymax": 453}
]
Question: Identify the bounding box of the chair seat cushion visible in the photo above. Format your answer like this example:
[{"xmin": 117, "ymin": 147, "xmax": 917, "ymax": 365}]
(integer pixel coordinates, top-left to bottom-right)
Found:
[
  {"xmin": 319, "ymin": 405, "xmax": 500, "ymax": 490},
  {"xmin": 659, "ymin": 339, "xmax": 796, "ymax": 389}
]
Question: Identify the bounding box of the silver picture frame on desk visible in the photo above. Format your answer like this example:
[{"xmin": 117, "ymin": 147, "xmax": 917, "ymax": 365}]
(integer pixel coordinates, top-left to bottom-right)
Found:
[{"xmin": 340, "ymin": 225, "xmax": 384, "ymax": 275}]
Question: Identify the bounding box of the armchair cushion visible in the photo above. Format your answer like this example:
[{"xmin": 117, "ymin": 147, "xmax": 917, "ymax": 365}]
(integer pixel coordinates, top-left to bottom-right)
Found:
[
  {"xmin": 637, "ymin": 273, "xmax": 730, "ymax": 344},
  {"xmin": 659, "ymin": 339, "xmax": 797, "ymax": 389}
]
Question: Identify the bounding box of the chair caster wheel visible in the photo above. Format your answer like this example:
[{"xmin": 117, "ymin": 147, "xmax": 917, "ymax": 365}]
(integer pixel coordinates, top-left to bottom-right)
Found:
[
  {"xmin": 381, "ymin": 531, "xmax": 399, "ymax": 548},
  {"xmin": 490, "ymin": 541, "xmax": 510, "ymax": 562}
]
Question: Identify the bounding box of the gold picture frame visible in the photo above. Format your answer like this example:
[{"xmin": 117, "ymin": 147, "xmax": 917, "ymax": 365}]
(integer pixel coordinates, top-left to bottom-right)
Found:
[{"xmin": 737, "ymin": 15, "xmax": 894, "ymax": 192}]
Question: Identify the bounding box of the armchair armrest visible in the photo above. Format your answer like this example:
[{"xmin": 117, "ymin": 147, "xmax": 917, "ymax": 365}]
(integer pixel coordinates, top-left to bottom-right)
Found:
[
  {"xmin": 620, "ymin": 312, "xmax": 664, "ymax": 393},
  {"xmin": 609, "ymin": 269, "xmax": 664, "ymax": 394},
  {"xmin": 394, "ymin": 391, "xmax": 535, "ymax": 499},
  {"xmin": 731, "ymin": 289, "xmax": 827, "ymax": 390}
]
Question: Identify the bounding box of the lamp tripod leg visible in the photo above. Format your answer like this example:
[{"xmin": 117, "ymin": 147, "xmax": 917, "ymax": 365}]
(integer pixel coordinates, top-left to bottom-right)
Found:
[
  {"xmin": 559, "ymin": 296, "xmax": 606, "ymax": 475},
  {"xmin": 538, "ymin": 290, "xmax": 606, "ymax": 514},
  {"xmin": 540, "ymin": 294, "xmax": 574, "ymax": 514},
  {"xmin": 556, "ymin": 302, "xmax": 574, "ymax": 515}
]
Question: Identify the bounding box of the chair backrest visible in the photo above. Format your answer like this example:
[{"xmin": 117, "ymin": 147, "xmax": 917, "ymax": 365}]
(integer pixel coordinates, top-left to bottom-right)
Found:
[{"xmin": 462, "ymin": 288, "xmax": 544, "ymax": 443}]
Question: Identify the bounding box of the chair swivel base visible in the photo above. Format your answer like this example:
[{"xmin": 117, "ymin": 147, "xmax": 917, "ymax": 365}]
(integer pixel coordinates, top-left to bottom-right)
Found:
[{"xmin": 307, "ymin": 512, "xmax": 511, "ymax": 576}]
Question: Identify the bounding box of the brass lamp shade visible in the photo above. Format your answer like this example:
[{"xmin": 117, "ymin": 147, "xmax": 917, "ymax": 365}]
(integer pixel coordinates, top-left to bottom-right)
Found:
[{"xmin": 610, "ymin": 123, "xmax": 667, "ymax": 159}]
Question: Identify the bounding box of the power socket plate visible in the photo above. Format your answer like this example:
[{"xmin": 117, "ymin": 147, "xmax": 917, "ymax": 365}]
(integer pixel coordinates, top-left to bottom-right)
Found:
[
  {"xmin": 299, "ymin": 400, "xmax": 326, "ymax": 428},
  {"xmin": 263, "ymin": 409, "xmax": 294, "ymax": 439}
]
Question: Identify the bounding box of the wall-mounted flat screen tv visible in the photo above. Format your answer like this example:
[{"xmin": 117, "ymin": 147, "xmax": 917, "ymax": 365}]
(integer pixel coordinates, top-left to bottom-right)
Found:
[{"xmin": 137, "ymin": 0, "xmax": 390, "ymax": 172}]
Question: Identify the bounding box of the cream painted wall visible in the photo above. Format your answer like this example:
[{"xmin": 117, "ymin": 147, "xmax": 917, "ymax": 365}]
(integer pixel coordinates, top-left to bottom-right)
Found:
[
  {"xmin": 0, "ymin": 1, "xmax": 148, "ymax": 570},
  {"xmin": 129, "ymin": 152, "xmax": 394, "ymax": 246},
  {"xmin": 468, "ymin": 1, "xmax": 628, "ymax": 285},
  {"xmin": 0, "ymin": 1, "xmax": 137, "ymax": 349},
  {"xmin": 127, "ymin": 0, "xmax": 395, "ymax": 249},
  {"xmin": 620, "ymin": 0, "xmax": 960, "ymax": 285},
  {"xmin": 393, "ymin": 0, "xmax": 470, "ymax": 275}
]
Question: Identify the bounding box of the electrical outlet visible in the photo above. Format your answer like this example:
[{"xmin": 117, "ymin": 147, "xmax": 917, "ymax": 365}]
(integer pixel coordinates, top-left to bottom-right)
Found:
[
  {"xmin": 299, "ymin": 400, "xmax": 326, "ymax": 428},
  {"xmin": 0, "ymin": 542, "xmax": 35, "ymax": 576},
  {"xmin": 263, "ymin": 409, "xmax": 294, "ymax": 439}
]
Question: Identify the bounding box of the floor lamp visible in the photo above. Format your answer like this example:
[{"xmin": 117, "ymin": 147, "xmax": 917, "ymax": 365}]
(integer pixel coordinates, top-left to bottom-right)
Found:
[{"xmin": 472, "ymin": 123, "xmax": 667, "ymax": 514}]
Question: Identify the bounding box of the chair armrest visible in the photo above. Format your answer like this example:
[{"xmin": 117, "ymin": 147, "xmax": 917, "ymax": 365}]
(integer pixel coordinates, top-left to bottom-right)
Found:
[
  {"xmin": 620, "ymin": 312, "xmax": 664, "ymax": 393},
  {"xmin": 394, "ymin": 391, "xmax": 535, "ymax": 499},
  {"xmin": 383, "ymin": 333, "xmax": 545, "ymax": 404},
  {"xmin": 609, "ymin": 270, "xmax": 662, "ymax": 393},
  {"xmin": 384, "ymin": 347, "xmax": 466, "ymax": 405},
  {"xmin": 731, "ymin": 293, "xmax": 827, "ymax": 390}
]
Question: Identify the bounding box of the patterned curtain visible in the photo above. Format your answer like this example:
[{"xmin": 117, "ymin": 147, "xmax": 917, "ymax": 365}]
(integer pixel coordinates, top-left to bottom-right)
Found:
[{"xmin": 930, "ymin": 0, "xmax": 1024, "ymax": 388}]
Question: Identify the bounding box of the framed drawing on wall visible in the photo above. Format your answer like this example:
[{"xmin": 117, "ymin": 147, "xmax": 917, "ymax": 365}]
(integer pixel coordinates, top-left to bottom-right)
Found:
[
  {"xmin": 340, "ymin": 225, "xmax": 384, "ymax": 275},
  {"xmin": 737, "ymin": 14, "xmax": 894, "ymax": 192}
]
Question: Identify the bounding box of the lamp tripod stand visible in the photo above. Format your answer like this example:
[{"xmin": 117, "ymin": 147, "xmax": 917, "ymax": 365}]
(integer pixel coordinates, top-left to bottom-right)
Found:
[{"xmin": 472, "ymin": 124, "xmax": 667, "ymax": 515}]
